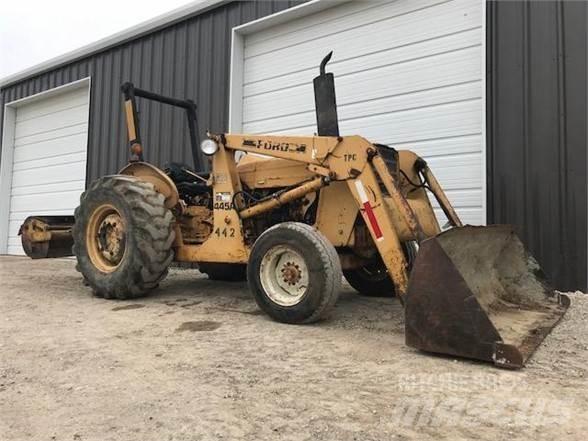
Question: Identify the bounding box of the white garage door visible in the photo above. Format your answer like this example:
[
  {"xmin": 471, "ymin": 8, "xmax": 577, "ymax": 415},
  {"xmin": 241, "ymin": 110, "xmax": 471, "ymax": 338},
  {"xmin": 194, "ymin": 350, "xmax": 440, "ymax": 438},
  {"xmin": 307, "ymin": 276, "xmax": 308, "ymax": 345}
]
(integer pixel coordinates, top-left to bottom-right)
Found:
[
  {"xmin": 238, "ymin": 0, "xmax": 485, "ymax": 224},
  {"xmin": 3, "ymin": 83, "xmax": 89, "ymax": 255}
]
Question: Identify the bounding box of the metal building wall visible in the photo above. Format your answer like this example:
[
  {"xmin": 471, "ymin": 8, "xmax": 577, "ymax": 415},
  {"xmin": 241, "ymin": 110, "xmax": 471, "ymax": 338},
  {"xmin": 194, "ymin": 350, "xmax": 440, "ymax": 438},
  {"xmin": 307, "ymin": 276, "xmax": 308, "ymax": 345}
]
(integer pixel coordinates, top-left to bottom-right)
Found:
[
  {"xmin": 1, "ymin": 0, "xmax": 586, "ymax": 290},
  {"xmin": 486, "ymin": 0, "xmax": 587, "ymax": 291},
  {"xmin": 0, "ymin": 0, "xmax": 303, "ymax": 180}
]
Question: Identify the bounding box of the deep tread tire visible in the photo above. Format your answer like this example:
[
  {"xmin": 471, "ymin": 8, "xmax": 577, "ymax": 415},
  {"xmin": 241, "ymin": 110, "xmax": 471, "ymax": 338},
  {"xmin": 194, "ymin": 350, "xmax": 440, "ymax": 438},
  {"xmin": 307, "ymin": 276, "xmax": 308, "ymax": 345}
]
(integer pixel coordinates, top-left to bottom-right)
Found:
[
  {"xmin": 343, "ymin": 265, "xmax": 395, "ymax": 297},
  {"xmin": 198, "ymin": 263, "xmax": 247, "ymax": 282},
  {"xmin": 72, "ymin": 176, "xmax": 175, "ymax": 299},
  {"xmin": 247, "ymin": 222, "xmax": 342, "ymax": 324},
  {"xmin": 343, "ymin": 242, "xmax": 418, "ymax": 297}
]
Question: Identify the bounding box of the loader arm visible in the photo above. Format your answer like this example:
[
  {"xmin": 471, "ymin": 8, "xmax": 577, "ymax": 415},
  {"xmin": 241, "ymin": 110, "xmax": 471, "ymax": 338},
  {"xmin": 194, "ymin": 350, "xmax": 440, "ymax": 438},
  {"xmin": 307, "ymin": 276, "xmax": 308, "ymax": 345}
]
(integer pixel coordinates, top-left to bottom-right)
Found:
[{"xmin": 218, "ymin": 133, "xmax": 460, "ymax": 298}]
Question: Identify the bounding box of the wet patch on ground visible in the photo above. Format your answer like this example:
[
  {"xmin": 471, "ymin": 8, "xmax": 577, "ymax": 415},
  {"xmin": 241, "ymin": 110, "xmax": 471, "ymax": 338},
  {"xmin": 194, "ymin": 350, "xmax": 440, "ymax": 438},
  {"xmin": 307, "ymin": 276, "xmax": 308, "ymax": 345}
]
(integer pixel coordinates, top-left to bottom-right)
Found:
[
  {"xmin": 180, "ymin": 301, "xmax": 203, "ymax": 308},
  {"xmin": 175, "ymin": 321, "xmax": 222, "ymax": 332},
  {"xmin": 204, "ymin": 306, "xmax": 264, "ymax": 316},
  {"xmin": 111, "ymin": 304, "xmax": 145, "ymax": 311}
]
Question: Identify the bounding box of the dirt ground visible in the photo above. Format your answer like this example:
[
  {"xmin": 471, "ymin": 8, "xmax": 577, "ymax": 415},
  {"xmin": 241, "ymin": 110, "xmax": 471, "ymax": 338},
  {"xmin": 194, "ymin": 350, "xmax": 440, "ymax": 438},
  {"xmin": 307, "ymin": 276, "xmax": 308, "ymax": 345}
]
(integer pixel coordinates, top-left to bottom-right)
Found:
[{"xmin": 0, "ymin": 256, "xmax": 587, "ymax": 441}]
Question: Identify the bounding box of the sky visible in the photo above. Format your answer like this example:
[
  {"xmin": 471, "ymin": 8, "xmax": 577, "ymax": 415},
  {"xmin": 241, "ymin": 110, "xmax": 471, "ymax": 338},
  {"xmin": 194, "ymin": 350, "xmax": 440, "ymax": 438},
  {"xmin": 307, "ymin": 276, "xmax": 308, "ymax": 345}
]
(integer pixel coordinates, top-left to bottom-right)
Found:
[{"xmin": 0, "ymin": 0, "xmax": 199, "ymax": 79}]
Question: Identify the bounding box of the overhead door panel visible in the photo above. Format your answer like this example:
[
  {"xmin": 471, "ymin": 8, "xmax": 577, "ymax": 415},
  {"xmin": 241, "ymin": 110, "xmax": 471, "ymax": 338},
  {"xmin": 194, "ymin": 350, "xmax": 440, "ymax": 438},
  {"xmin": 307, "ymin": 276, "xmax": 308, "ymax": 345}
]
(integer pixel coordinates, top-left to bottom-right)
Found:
[
  {"xmin": 239, "ymin": 0, "xmax": 485, "ymax": 224},
  {"xmin": 5, "ymin": 84, "xmax": 89, "ymax": 255}
]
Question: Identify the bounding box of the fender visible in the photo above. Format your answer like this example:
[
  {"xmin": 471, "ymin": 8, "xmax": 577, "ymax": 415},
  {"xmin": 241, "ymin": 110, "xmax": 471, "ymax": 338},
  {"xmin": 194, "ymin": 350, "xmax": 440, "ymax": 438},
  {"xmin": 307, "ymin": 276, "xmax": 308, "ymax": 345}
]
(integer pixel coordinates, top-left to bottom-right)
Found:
[{"xmin": 119, "ymin": 162, "xmax": 179, "ymax": 209}]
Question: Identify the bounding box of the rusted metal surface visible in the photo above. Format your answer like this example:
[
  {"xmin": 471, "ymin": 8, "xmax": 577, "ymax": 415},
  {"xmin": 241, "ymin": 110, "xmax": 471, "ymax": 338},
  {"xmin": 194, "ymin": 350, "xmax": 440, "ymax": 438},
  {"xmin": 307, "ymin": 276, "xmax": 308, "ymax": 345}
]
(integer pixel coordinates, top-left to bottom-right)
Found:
[
  {"xmin": 405, "ymin": 225, "xmax": 570, "ymax": 369},
  {"xmin": 178, "ymin": 205, "xmax": 213, "ymax": 244},
  {"xmin": 19, "ymin": 216, "xmax": 75, "ymax": 258}
]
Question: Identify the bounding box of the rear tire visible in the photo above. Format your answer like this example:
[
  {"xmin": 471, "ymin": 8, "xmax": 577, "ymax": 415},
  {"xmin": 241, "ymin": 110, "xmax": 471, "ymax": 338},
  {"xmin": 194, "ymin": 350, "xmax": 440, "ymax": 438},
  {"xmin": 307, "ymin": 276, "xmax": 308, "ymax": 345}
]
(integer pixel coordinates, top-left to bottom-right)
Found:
[
  {"xmin": 72, "ymin": 176, "xmax": 175, "ymax": 299},
  {"xmin": 198, "ymin": 263, "xmax": 247, "ymax": 282},
  {"xmin": 343, "ymin": 260, "xmax": 395, "ymax": 297},
  {"xmin": 247, "ymin": 222, "xmax": 341, "ymax": 324},
  {"xmin": 344, "ymin": 242, "xmax": 418, "ymax": 297}
]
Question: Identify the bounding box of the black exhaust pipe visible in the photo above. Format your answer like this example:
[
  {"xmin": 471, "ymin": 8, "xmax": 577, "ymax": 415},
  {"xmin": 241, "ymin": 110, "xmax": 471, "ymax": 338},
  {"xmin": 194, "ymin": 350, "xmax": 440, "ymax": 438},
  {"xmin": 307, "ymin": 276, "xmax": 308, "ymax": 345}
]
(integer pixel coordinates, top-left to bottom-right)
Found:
[{"xmin": 313, "ymin": 51, "xmax": 340, "ymax": 137}]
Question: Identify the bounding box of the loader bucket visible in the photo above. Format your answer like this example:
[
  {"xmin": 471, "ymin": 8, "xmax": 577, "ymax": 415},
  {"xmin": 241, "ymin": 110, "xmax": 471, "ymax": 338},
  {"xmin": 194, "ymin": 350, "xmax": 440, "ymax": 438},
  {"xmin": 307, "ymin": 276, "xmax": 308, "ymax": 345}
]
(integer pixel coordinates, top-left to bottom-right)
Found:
[
  {"xmin": 405, "ymin": 225, "xmax": 570, "ymax": 369},
  {"xmin": 19, "ymin": 216, "xmax": 75, "ymax": 259}
]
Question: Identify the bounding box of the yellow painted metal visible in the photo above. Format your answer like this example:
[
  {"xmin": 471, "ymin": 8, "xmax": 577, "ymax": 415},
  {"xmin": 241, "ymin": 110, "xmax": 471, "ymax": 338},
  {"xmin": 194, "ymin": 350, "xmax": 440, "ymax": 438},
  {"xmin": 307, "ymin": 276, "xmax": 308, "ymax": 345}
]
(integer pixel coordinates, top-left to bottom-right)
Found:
[
  {"xmin": 175, "ymin": 144, "xmax": 249, "ymax": 264},
  {"xmin": 236, "ymin": 155, "xmax": 315, "ymax": 188},
  {"xmin": 346, "ymin": 166, "xmax": 410, "ymax": 297},
  {"xmin": 422, "ymin": 166, "xmax": 463, "ymax": 227},
  {"xmin": 124, "ymin": 100, "xmax": 137, "ymax": 141},
  {"xmin": 213, "ymin": 133, "xmax": 460, "ymax": 294},
  {"xmin": 306, "ymin": 163, "xmax": 332, "ymax": 178},
  {"xmin": 121, "ymin": 132, "xmax": 461, "ymax": 292},
  {"xmin": 21, "ymin": 218, "xmax": 52, "ymax": 242},
  {"xmin": 314, "ymin": 181, "xmax": 359, "ymax": 246},
  {"xmin": 222, "ymin": 134, "xmax": 341, "ymax": 165},
  {"xmin": 85, "ymin": 204, "xmax": 126, "ymax": 273},
  {"xmin": 19, "ymin": 216, "xmax": 75, "ymax": 259},
  {"xmin": 397, "ymin": 151, "xmax": 441, "ymax": 237},
  {"xmin": 372, "ymin": 155, "xmax": 425, "ymax": 242},
  {"xmin": 221, "ymin": 134, "xmax": 373, "ymax": 180}
]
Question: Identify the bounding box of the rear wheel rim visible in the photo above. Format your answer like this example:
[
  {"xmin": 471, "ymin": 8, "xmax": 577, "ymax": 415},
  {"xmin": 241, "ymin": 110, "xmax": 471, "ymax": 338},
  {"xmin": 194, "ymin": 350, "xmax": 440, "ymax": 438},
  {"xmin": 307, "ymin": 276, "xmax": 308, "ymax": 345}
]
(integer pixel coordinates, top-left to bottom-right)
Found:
[
  {"xmin": 259, "ymin": 245, "xmax": 309, "ymax": 306},
  {"xmin": 86, "ymin": 204, "xmax": 126, "ymax": 273}
]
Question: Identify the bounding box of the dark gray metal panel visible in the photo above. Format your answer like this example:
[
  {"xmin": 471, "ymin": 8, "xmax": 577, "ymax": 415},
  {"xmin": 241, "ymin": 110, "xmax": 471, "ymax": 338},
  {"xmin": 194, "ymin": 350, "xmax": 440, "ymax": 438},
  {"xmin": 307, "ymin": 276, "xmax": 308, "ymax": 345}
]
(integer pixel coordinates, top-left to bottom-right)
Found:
[
  {"xmin": 487, "ymin": 0, "xmax": 587, "ymax": 291},
  {"xmin": 0, "ymin": 0, "xmax": 305, "ymax": 179}
]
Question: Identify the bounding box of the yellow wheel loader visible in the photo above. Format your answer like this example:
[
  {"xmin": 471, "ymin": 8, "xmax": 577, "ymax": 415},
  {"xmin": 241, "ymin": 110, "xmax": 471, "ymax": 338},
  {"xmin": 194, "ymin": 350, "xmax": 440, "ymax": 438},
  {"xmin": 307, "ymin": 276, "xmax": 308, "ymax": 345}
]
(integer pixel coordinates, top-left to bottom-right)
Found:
[{"xmin": 20, "ymin": 53, "xmax": 569, "ymax": 369}]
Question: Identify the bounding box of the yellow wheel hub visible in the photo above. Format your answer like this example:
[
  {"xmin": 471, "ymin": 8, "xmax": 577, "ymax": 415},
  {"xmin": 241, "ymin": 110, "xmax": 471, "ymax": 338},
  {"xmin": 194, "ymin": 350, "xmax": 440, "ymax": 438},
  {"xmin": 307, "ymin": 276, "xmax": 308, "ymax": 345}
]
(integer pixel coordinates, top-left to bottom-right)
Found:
[{"xmin": 86, "ymin": 204, "xmax": 126, "ymax": 273}]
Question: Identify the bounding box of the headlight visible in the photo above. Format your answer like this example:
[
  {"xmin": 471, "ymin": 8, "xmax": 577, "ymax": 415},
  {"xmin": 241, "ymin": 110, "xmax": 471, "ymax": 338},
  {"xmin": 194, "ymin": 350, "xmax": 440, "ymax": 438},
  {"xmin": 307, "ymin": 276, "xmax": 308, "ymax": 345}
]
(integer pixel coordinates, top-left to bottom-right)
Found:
[{"xmin": 200, "ymin": 139, "xmax": 218, "ymax": 156}]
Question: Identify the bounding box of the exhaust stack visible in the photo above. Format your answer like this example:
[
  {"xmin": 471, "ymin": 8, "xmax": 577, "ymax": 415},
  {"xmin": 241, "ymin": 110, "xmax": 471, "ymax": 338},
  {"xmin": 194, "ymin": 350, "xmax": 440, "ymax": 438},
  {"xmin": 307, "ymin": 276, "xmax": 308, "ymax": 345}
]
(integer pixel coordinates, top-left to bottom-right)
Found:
[{"xmin": 313, "ymin": 51, "xmax": 340, "ymax": 137}]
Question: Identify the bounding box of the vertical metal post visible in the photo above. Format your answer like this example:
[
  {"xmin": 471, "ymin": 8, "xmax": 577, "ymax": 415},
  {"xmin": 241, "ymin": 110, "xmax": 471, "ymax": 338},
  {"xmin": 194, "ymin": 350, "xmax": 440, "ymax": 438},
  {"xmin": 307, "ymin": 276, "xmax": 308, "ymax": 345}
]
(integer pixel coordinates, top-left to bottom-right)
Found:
[
  {"xmin": 185, "ymin": 99, "xmax": 201, "ymax": 168},
  {"xmin": 121, "ymin": 82, "xmax": 143, "ymax": 162}
]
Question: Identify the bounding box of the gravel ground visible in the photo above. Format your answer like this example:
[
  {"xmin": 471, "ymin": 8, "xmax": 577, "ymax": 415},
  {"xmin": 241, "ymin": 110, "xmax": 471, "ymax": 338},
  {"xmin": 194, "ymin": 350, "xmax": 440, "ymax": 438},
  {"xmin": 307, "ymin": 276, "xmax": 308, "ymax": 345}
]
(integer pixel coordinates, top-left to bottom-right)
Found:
[{"xmin": 0, "ymin": 256, "xmax": 586, "ymax": 441}]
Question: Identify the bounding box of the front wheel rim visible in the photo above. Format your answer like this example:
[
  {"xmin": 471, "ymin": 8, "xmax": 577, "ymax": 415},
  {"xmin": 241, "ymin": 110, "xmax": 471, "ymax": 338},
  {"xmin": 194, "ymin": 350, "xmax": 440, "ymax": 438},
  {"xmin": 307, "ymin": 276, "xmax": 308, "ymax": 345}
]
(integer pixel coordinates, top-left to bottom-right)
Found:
[{"xmin": 259, "ymin": 245, "xmax": 309, "ymax": 307}]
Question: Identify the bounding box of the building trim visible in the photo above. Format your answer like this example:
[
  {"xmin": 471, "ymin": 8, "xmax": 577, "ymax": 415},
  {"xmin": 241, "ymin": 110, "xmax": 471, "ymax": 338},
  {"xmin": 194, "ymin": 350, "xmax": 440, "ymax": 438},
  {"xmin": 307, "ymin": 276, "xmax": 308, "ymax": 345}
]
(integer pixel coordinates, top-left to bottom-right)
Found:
[
  {"xmin": 480, "ymin": 0, "xmax": 488, "ymax": 224},
  {"xmin": 0, "ymin": 0, "xmax": 228, "ymax": 89},
  {"xmin": 0, "ymin": 77, "xmax": 91, "ymax": 253},
  {"xmin": 0, "ymin": 104, "xmax": 16, "ymax": 254}
]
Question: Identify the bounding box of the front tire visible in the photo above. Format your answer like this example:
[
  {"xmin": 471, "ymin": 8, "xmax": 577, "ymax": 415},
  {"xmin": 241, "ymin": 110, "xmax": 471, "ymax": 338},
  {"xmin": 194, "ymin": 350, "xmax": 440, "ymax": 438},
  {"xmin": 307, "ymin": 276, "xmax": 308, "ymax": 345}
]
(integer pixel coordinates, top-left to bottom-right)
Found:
[
  {"xmin": 247, "ymin": 222, "xmax": 342, "ymax": 324},
  {"xmin": 72, "ymin": 176, "xmax": 175, "ymax": 299}
]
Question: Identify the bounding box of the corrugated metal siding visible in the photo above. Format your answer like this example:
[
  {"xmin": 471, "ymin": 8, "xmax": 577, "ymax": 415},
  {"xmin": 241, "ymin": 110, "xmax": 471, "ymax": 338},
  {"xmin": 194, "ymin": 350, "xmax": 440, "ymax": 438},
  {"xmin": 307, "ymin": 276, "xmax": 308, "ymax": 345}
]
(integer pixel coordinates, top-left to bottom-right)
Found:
[
  {"xmin": 0, "ymin": 0, "xmax": 304, "ymax": 182},
  {"xmin": 487, "ymin": 0, "xmax": 587, "ymax": 291}
]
